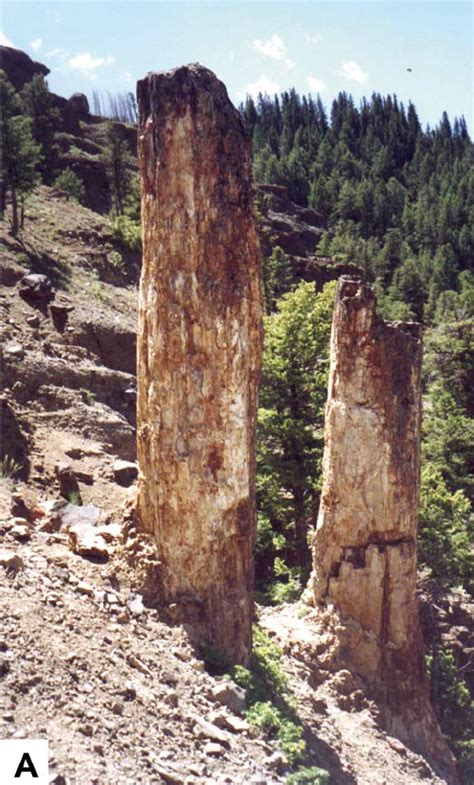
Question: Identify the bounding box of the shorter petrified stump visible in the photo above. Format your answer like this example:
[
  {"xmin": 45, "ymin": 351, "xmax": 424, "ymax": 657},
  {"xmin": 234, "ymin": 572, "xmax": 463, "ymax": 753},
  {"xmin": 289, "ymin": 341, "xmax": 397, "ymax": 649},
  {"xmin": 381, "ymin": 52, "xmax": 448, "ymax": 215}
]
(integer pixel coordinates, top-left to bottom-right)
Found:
[{"xmin": 307, "ymin": 276, "xmax": 457, "ymax": 782}]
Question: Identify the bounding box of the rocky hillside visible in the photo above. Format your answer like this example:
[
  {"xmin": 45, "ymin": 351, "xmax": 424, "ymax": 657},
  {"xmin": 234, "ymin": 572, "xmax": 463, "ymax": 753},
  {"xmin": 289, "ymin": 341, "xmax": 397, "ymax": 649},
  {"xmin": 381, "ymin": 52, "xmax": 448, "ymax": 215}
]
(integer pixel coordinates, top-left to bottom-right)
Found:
[
  {"xmin": 1, "ymin": 186, "xmax": 138, "ymax": 519},
  {"xmin": 1, "ymin": 182, "xmax": 465, "ymax": 785},
  {"xmin": 0, "ymin": 481, "xmax": 453, "ymax": 785}
]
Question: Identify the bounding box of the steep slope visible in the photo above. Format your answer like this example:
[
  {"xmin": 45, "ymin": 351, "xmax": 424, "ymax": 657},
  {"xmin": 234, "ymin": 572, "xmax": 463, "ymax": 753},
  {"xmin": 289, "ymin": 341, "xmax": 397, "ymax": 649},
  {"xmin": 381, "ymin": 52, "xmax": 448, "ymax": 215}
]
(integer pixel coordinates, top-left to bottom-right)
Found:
[
  {"xmin": 1, "ymin": 186, "xmax": 138, "ymax": 518},
  {"xmin": 0, "ymin": 481, "xmax": 452, "ymax": 785}
]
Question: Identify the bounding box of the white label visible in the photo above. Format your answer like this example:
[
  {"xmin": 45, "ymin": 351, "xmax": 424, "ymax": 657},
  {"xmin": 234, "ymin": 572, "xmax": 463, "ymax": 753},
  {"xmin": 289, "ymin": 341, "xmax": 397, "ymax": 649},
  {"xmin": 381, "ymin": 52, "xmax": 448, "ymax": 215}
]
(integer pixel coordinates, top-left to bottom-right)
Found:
[{"xmin": 0, "ymin": 739, "xmax": 49, "ymax": 784}]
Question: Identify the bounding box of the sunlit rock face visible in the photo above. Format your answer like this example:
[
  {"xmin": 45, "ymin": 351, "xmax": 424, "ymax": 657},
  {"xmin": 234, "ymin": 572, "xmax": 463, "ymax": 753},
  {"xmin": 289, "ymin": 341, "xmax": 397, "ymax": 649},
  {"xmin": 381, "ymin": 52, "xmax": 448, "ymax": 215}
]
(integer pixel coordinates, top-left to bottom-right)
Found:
[
  {"xmin": 307, "ymin": 276, "xmax": 457, "ymax": 782},
  {"xmin": 136, "ymin": 64, "xmax": 262, "ymax": 666}
]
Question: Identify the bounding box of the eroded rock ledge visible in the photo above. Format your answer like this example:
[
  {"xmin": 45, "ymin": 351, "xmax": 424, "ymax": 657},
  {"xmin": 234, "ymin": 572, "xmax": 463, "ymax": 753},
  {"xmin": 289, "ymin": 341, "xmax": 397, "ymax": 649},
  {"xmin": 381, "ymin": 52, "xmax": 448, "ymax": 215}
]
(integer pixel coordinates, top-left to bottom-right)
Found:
[
  {"xmin": 306, "ymin": 276, "xmax": 457, "ymax": 782},
  {"xmin": 135, "ymin": 64, "xmax": 262, "ymax": 666}
]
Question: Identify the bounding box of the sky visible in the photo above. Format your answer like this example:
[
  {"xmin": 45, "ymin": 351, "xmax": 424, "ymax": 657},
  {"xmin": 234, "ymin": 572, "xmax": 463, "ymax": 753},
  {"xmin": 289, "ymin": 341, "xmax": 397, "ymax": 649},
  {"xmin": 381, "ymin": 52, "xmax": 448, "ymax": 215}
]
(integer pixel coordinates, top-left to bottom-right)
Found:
[{"xmin": 2, "ymin": 1, "xmax": 473, "ymax": 131}]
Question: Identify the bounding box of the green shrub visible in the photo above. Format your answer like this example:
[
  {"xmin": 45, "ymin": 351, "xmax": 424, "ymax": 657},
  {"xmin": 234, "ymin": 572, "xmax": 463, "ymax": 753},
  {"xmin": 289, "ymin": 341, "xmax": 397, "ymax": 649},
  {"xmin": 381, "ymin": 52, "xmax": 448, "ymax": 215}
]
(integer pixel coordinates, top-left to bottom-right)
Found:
[
  {"xmin": 286, "ymin": 766, "xmax": 330, "ymax": 784},
  {"xmin": 426, "ymin": 648, "xmax": 473, "ymax": 781},
  {"xmin": 419, "ymin": 465, "xmax": 473, "ymax": 590},
  {"xmin": 233, "ymin": 625, "xmax": 290, "ymax": 704},
  {"xmin": 232, "ymin": 626, "xmax": 320, "ymax": 769},
  {"xmin": 109, "ymin": 214, "xmax": 141, "ymax": 252},
  {"xmin": 107, "ymin": 250, "xmax": 124, "ymax": 270},
  {"xmin": 0, "ymin": 455, "xmax": 23, "ymax": 480},
  {"xmin": 53, "ymin": 168, "xmax": 86, "ymax": 204},
  {"xmin": 246, "ymin": 701, "xmax": 306, "ymax": 766}
]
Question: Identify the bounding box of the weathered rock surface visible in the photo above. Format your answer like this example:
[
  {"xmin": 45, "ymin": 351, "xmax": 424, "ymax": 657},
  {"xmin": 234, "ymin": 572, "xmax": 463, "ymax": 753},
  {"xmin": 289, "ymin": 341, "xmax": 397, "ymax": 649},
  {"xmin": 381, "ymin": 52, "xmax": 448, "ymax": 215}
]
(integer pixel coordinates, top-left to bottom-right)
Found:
[
  {"xmin": 256, "ymin": 184, "xmax": 361, "ymax": 292},
  {"xmin": 63, "ymin": 93, "xmax": 90, "ymax": 135},
  {"xmin": 306, "ymin": 276, "xmax": 457, "ymax": 781},
  {"xmin": 0, "ymin": 45, "xmax": 49, "ymax": 90},
  {"xmin": 136, "ymin": 64, "xmax": 262, "ymax": 666}
]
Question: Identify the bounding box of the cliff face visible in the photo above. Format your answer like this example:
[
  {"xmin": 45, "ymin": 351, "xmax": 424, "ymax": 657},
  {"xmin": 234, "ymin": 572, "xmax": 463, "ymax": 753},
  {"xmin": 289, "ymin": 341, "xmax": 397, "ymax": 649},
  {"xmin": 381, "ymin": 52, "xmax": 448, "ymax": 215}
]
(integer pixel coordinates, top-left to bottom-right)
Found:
[
  {"xmin": 307, "ymin": 276, "xmax": 457, "ymax": 781},
  {"xmin": 135, "ymin": 64, "xmax": 262, "ymax": 666}
]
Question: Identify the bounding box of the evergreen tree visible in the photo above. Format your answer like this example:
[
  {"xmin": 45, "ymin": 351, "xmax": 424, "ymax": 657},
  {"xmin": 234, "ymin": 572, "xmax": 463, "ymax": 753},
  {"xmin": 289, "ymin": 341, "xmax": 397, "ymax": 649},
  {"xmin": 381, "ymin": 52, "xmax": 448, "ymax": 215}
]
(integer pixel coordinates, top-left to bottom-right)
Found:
[
  {"xmin": 257, "ymin": 281, "xmax": 336, "ymax": 593},
  {"xmin": 0, "ymin": 71, "xmax": 40, "ymax": 234},
  {"xmin": 102, "ymin": 124, "xmax": 132, "ymax": 214},
  {"xmin": 21, "ymin": 74, "xmax": 60, "ymax": 183},
  {"xmin": 53, "ymin": 168, "xmax": 86, "ymax": 205}
]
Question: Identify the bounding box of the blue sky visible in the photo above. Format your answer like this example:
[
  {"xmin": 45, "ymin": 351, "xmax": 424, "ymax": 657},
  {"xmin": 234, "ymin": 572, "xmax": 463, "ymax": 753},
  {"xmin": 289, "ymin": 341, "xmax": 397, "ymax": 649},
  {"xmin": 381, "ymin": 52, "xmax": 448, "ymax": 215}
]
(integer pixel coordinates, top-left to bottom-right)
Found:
[{"xmin": 2, "ymin": 1, "xmax": 473, "ymax": 130}]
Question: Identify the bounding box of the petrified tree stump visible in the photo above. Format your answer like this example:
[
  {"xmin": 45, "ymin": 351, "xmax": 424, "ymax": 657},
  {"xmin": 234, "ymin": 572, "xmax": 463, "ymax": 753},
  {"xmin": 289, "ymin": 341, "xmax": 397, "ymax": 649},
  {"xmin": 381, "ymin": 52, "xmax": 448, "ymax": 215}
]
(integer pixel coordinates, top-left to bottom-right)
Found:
[
  {"xmin": 136, "ymin": 64, "xmax": 262, "ymax": 666},
  {"xmin": 307, "ymin": 276, "xmax": 456, "ymax": 780}
]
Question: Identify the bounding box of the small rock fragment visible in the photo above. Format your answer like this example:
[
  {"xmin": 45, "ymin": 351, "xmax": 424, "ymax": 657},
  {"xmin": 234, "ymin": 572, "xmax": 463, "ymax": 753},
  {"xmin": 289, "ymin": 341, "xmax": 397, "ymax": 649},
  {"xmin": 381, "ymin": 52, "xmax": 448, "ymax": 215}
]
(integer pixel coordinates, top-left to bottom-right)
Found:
[
  {"xmin": 266, "ymin": 751, "xmax": 289, "ymax": 773},
  {"xmin": 152, "ymin": 761, "xmax": 185, "ymax": 784},
  {"xmin": 127, "ymin": 653, "xmax": 152, "ymax": 677},
  {"xmin": 119, "ymin": 682, "xmax": 137, "ymax": 701},
  {"xmin": 127, "ymin": 595, "xmax": 145, "ymax": 616},
  {"xmin": 96, "ymin": 522, "xmax": 122, "ymax": 542},
  {"xmin": 192, "ymin": 715, "xmax": 231, "ymax": 748},
  {"xmin": 26, "ymin": 314, "xmax": 41, "ymax": 328},
  {"xmin": 210, "ymin": 680, "xmax": 246, "ymax": 715},
  {"xmin": 5, "ymin": 343, "xmax": 25, "ymax": 359},
  {"xmin": 219, "ymin": 714, "xmax": 249, "ymax": 734},
  {"xmin": 68, "ymin": 524, "xmax": 111, "ymax": 559},
  {"xmin": 202, "ymin": 742, "xmax": 223, "ymax": 757},
  {"xmin": 75, "ymin": 581, "xmax": 94, "ymax": 596},
  {"xmin": 11, "ymin": 524, "xmax": 31, "ymax": 542},
  {"xmin": 113, "ymin": 460, "xmax": 138, "ymax": 487}
]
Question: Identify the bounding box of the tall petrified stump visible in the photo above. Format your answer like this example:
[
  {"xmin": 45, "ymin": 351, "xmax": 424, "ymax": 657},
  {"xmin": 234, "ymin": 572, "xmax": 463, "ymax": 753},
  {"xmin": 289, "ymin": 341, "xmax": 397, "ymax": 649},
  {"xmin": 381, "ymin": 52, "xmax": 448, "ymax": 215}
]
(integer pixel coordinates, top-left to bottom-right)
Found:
[
  {"xmin": 308, "ymin": 276, "xmax": 456, "ymax": 780},
  {"xmin": 136, "ymin": 65, "xmax": 262, "ymax": 666}
]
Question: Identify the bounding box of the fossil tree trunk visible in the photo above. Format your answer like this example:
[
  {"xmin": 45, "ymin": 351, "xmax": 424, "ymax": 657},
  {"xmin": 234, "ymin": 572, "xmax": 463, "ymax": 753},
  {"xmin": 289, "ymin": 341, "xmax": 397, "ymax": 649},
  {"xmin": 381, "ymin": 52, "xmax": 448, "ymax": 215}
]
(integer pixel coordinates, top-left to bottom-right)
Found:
[
  {"xmin": 135, "ymin": 65, "xmax": 262, "ymax": 666},
  {"xmin": 307, "ymin": 276, "xmax": 457, "ymax": 781}
]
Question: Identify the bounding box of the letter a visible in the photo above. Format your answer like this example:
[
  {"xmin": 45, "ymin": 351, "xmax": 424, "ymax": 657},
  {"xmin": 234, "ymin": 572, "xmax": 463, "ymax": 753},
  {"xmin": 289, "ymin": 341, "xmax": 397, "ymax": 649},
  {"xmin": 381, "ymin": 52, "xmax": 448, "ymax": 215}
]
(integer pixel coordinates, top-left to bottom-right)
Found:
[{"xmin": 14, "ymin": 752, "xmax": 38, "ymax": 777}]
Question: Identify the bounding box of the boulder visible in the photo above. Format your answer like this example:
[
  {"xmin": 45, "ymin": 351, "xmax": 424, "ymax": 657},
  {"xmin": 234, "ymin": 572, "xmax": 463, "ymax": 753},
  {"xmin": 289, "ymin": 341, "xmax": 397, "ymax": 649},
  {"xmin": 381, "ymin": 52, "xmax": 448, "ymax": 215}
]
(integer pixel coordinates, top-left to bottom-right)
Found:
[
  {"xmin": 19, "ymin": 272, "xmax": 54, "ymax": 301},
  {"xmin": 55, "ymin": 463, "xmax": 82, "ymax": 503},
  {"xmin": 68, "ymin": 523, "xmax": 111, "ymax": 559},
  {"xmin": 210, "ymin": 681, "xmax": 246, "ymax": 715},
  {"xmin": 58, "ymin": 503, "xmax": 101, "ymax": 530}
]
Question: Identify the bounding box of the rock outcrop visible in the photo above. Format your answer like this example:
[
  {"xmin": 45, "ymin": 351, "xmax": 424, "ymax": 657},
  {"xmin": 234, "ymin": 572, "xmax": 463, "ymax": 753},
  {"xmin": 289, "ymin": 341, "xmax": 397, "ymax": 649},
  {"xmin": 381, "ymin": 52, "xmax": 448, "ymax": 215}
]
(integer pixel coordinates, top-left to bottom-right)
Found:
[
  {"xmin": 136, "ymin": 64, "xmax": 262, "ymax": 666},
  {"xmin": 63, "ymin": 93, "xmax": 90, "ymax": 135},
  {"xmin": 0, "ymin": 45, "xmax": 49, "ymax": 90},
  {"xmin": 307, "ymin": 276, "xmax": 457, "ymax": 781},
  {"xmin": 256, "ymin": 184, "xmax": 361, "ymax": 292}
]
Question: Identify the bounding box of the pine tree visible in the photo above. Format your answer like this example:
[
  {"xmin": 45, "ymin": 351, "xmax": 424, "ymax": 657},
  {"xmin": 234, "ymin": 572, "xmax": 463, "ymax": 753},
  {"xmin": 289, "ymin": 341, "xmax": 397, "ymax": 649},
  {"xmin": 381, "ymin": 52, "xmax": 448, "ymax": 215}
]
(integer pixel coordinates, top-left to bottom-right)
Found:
[
  {"xmin": 0, "ymin": 71, "xmax": 40, "ymax": 234},
  {"xmin": 21, "ymin": 74, "xmax": 60, "ymax": 183},
  {"xmin": 257, "ymin": 281, "xmax": 336, "ymax": 590},
  {"xmin": 102, "ymin": 124, "xmax": 132, "ymax": 214}
]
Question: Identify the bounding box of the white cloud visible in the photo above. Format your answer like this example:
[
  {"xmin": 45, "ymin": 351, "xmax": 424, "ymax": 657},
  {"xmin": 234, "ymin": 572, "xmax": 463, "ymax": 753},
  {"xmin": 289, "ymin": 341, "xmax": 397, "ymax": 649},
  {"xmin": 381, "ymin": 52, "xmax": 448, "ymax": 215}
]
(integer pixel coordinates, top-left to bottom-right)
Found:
[
  {"xmin": 0, "ymin": 32, "xmax": 14, "ymax": 47},
  {"xmin": 304, "ymin": 32, "xmax": 323, "ymax": 45},
  {"xmin": 250, "ymin": 34, "xmax": 295, "ymax": 70},
  {"xmin": 31, "ymin": 37, "xmax": 42, "ymax": 50},
  {"xmin": 238, "ymin": 74, "xmax": 280, "ymax": 100},
  {"xmin": 122, "ymin": 70, "xmax": 133, "ymax": 84},
  {"xmin": 307, "ymin": 75, "xmax": 326, "ymax": 93},
  {"xmin": 46, "ymin": 48, "xmax": 68, "ymax": 60},
  {"xmin": 339, "ymin": 60, "xmax": 368, "ymax": 84},
  {"xmin": 67, "ymin": 51, "xmax": 116, "ymax": 80}
]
